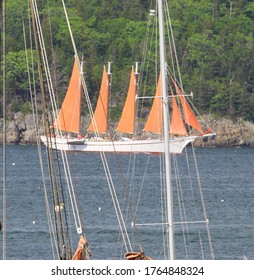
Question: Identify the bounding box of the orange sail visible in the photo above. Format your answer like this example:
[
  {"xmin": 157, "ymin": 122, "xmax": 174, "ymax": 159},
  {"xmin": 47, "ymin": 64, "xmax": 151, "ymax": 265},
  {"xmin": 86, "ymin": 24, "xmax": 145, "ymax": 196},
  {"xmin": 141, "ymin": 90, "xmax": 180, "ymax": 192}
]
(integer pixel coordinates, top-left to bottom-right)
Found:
[
  {"xmin": 173, "ymin": 80, "xmax": 203, "ymax": 134},
  {"xmin": 116, "ymin": 68, "xmax": 137, "ymax": 134},
  {"xmin": 53, "ymin": 59, "xmax": 82, "ymax": 133},
  {"xmin": 89, "ymin": 67, "xmax": 110, "ymax": 134},
  {"xmin": 170, "ymin": 88, "xmax": 187, "ymax": 136},
  {"xmin": 144, "ymin": 75, "xmax": 163, "ymax": 134}
]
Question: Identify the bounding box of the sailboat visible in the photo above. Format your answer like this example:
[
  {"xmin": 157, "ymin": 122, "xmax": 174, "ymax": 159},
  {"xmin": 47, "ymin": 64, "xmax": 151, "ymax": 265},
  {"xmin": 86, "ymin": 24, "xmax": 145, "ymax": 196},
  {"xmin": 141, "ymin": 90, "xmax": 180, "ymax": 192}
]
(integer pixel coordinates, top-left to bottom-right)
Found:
[{"xmin": 40, "ymin": 51, "xmax": 215, "ymax": 154}]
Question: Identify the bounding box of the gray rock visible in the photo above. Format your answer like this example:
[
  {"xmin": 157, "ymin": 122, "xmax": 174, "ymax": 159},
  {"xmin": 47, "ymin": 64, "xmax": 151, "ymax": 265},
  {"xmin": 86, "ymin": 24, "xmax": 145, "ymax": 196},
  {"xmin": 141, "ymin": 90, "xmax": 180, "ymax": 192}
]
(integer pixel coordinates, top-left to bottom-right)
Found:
[{"xmin": 1, "ymin": 113, "xmax": 254, "ymax": 148}]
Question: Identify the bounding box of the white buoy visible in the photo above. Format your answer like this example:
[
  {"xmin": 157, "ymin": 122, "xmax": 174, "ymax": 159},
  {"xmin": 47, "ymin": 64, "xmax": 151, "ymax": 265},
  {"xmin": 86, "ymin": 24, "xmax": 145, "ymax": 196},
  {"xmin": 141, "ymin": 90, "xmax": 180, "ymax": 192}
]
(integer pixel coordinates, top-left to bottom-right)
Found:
[{"xmin": 98, "ymin": 207, "xmax": 101, "ymax": 212}]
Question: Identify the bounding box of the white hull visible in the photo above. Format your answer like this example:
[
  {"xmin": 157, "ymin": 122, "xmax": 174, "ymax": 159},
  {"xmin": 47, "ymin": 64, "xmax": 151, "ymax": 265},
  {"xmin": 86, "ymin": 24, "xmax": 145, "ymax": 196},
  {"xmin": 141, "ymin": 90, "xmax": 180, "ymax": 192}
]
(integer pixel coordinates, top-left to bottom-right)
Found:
[{"xmin": 40, "ymin": 134, "xmax": 212, "ymax": 154}]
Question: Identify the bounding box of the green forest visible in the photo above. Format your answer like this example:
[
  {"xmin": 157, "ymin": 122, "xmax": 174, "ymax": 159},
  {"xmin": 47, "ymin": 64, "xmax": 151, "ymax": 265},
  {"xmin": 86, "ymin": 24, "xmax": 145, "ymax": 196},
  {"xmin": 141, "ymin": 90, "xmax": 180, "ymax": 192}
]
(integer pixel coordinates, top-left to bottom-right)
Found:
[{"xmin": 0, "ymin": 0, "xmax": 253, "ymax": 122}]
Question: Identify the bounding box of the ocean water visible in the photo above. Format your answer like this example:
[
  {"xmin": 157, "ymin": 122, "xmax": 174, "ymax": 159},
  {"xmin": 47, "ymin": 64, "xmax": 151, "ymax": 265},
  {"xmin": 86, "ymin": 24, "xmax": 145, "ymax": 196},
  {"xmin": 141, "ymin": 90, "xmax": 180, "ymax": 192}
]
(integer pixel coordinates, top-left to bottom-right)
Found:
[{"xmin": 0, "ymin": 145, "xmax": 254, "ymax": 260}]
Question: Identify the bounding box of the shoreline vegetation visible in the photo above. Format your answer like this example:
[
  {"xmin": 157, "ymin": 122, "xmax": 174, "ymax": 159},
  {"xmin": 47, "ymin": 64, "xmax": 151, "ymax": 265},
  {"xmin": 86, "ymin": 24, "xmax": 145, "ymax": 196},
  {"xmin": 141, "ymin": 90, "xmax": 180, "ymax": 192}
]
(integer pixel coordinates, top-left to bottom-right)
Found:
[{"xmin": 1, "ymin": 113, "xmax": 254, "ymax": 148}]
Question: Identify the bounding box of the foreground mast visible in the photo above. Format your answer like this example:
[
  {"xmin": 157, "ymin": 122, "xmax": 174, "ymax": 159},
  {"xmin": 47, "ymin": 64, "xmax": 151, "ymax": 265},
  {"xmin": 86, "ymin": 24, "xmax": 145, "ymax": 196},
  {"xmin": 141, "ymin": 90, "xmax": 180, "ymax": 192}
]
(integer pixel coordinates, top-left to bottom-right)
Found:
[
  {"xmin": 1, "ymin": 0, "xmax": 7, "ymax": 260},
  {"xmin": 157, "ymin": 0, "xmax": 175, "ymax": 260}
]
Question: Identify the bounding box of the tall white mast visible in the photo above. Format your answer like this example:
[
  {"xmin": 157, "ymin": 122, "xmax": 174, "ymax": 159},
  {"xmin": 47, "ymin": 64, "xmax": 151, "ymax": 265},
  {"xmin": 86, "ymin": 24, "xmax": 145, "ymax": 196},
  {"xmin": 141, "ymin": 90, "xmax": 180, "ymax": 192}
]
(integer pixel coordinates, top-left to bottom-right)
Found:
[{"xmin": 157, "ymin": 0, "xmax": 175, "ymax": 259}]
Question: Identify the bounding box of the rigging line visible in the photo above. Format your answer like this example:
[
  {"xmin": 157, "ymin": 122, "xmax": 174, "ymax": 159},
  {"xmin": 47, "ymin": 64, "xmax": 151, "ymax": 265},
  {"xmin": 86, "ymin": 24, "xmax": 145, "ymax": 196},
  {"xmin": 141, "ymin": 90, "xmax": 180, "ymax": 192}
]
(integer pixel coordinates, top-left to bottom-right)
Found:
[
  {"xmin": 46, "ymin": 0, "xmax": 59, "ymax": 104},
  {"xmin": 61, "ymin": 150, "xmax": 83, "ymax": 232},
  {"xmin": 137, "ymin": 6, "xmax": 159, "ymax": 130},
  {"xmin": 90, "ymin": 98, "xmax": 132, "ymax": 250},
  {"xmin": 171, "ymin": 132, "xmax": 206, "ymax": 258},
  {"xmin": 167, "ymin": 98, "xmax": 191, "ymax": 259},
  {"xmin": 177, "ymin": 142, "xmax": 211, "ymax": 259},
  {"xmin": 103, "ymin": 155, "xmax": 132, "ymax": 252},
  {"xmin": 2, "ymin": 0, "xmax": 6, "ymax": 260},
  {"xmin": 165, "ymin": 1, "xmax": 208, "ymax": 134},
  {"xmin": 166, "ymin": 2, "xmax": 211, "ymax": 256},
  {"xmin": 115, "ymin": 155, "xmax": 133, "ymax": 255},
  {"xmin": 61, "ymin": 0, "xmax": 132, "ymax": 252},
  {"xmin": 95, "ymin": 150, "xmax": 131, "ymax": 252},
  {"xmin": 133, "ymin": 155, "xmax": 151, "ymax": 219},
  {"xmin": 190, "ymin": 143, "xmax": 215, "ymax": 259},
  {"xmin": 160, "ymin": 152, "xmax": 169, "ymax": 260},
  {"xmin": 25, "ymin": 1, "xmax": 58, "ymax": 258},
  {"xmin": 61, "ymin": 0, "xmax": 119, "ymax": 245},
  {"xmin": 164, "ymin": 0, "xmax": 182, "ymax": 87},
  {"xmin": 30, "ymin": 1, "xmax": 73, "ymax": 259},
  {"xmin": 58, "ymin": 1, "xmax": 99, "ymax": 233},
  {"xmin": 65, "ymin": 154, "xmax": 87, "ymax": 248},
  {"xmin": 167, "ymin": 66, "xmax": 208, "ymax": 131},
  {"xmin": 32, "ymin": 0, "xmax": 83, "ymax": 234},
  {"xmin": 92, "ymin": 140, "xmax": 137, "ymax": 251},
  {"xmin": 63, "ymin": 1, "xmax": 131, "ymax": 254},
  {"xmin": 137, "ymin": 10, "xmax": 153, "ymax": 122},
  {"xmin": 184, "ymin": 153, "xmax": 204, "ymax": 259},
  {"xmin": 172, "ymin": 154, "xmax": 190, "ymax": 259},
  {"xmin": 117, "ymin": 147, "xmax": 143, "ymax": 254},
  {"xmin": 164, "ymin": 1, "xmax": 176, "ymax": 77},
  {"xmin": 29, "ymin": 0, "xmax": 66, "ymax": 258},
  {"xmin": 31, "ymin": 1, "xmax": 58, "ymax": 124},
  {"xmin": 113, "ymin": 152, "xmax": 144, "ymax": 249},
  {"xmin": 91, "ymin": 131, "xmax": 143, "ymax": 252},
  {"xmin": 182, "ymin": 144, "xmax": 207, "ymax": 259}
]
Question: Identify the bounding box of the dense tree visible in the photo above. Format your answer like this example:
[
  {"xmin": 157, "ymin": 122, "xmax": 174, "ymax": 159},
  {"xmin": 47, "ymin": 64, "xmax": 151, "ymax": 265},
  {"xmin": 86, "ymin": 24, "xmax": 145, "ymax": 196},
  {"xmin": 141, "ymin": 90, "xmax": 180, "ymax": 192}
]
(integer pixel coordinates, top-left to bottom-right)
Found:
[{"xmin": 0, "ymin": 0, "xmax": 253, "ymax": 121}]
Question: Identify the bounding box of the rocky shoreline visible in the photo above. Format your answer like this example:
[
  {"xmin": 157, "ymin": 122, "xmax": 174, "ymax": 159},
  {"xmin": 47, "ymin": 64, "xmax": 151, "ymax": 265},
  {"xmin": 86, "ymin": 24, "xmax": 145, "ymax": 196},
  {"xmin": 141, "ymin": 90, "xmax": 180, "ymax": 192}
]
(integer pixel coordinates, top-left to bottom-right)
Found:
[{"xmin": 1, "ymin": 112, "xmax": 254, "ymax": 148}]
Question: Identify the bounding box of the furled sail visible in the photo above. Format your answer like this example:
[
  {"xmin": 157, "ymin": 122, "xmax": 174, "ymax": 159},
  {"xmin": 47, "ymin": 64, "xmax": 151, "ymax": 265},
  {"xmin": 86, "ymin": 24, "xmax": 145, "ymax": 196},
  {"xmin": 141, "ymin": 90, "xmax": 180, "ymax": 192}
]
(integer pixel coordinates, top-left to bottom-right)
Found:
[
  {"xmin": 169, "ymin": 88, "xmax": 187, "ymax": 136},
  {"xmin": 116, "ymin": 68, "xmax": 137, "ymax": 134},
  {"xmin": 143, "ymin": 74, "xmax": 163, "ymax": 134},
  {"xmin": 89, "ymin": 67, "xmax": 110, "ymax": 134},
  {"xmin": 53, "ymin": 58, "xmax": 82, "ymax": 133},
  {"xmin": 173, "ymin": 80, "xmax": 204, "ymax": 134},
  {"xmin": 72, "ymin": 236, "xmax": 90, "ymax": 260},
  {"xmin": 125, "ymin": 251, "xmax": 152, "ymax": 260},
  {"xmin": 124, "ymin": 246, "xmax": 152, "ymax": 261}
]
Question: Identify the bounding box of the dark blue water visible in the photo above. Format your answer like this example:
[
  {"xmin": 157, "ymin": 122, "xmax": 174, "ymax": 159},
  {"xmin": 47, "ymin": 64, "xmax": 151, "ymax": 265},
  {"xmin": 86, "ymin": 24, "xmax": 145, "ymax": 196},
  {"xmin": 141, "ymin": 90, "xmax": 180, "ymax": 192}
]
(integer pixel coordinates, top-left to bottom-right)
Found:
[{"xmin": 0, "ymin": 145, "xmax": 254, "ymax": 260}]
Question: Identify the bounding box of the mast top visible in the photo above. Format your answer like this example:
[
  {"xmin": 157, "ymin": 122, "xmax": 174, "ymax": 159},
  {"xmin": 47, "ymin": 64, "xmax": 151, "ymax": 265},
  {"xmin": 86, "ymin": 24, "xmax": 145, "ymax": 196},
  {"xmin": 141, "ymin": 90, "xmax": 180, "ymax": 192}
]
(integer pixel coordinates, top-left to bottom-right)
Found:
[{"xmin": 107, "ymin": 62, "xmax": 112, "ymax": 75}]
